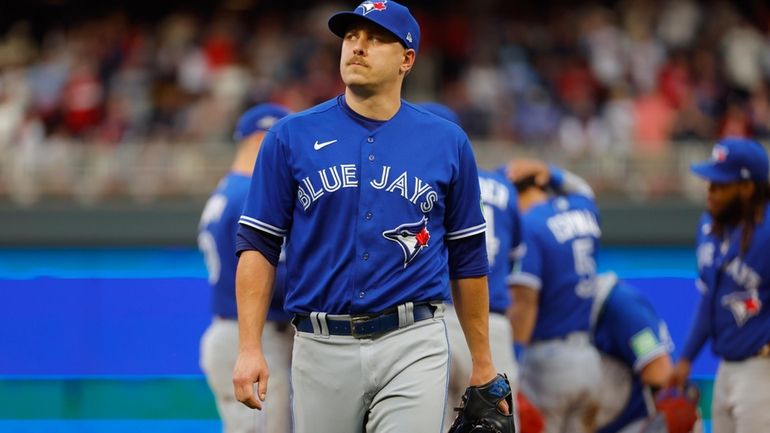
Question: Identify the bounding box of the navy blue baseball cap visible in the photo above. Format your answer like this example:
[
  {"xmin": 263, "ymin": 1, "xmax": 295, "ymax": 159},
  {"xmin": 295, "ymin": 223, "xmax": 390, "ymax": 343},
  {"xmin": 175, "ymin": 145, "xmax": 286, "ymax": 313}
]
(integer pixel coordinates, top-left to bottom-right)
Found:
[
  {"xmin": 418, "ymin": 102, "xmax": 460, "ymax": 126},
  {"xmin": 328, "ymin": 1, "xmax": 420, "ymax": 54},
  {"xmin": 690, "ymin": 137, "xmax": 769, "ymax": 183},
  {"xmin": 233, "ymin": 103, "xmax": 291, "ymax": 141}
]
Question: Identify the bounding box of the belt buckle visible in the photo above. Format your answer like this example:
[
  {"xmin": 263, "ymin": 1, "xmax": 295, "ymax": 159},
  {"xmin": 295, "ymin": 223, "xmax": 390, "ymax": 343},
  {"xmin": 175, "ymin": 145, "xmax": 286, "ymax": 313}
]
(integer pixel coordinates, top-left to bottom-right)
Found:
[{"xmin": 350, "ymin": 314, "xmax": 376, "ymax": 338}]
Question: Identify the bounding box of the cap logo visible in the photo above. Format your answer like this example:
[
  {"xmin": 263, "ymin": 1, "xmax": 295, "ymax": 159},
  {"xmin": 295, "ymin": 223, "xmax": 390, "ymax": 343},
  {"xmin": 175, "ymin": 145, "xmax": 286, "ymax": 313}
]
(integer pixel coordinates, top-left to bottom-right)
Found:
[
  {"xmin": 741, "ymin": 168, "xmax": 750, "ymax": 179},
  {"xmin": 406, "ymin": 32, "xmax": 413, "ymax": 43},
  {"xmin": 711, "ymin": 144, "xmax": 728, "ymax": 163},
  {"xmin": 358, "ymin": 0, "xmax": 388, "ymax": 15},
  {"xmin": 257, "ymin": 116, "xmax": 278, "ymax": 130}
]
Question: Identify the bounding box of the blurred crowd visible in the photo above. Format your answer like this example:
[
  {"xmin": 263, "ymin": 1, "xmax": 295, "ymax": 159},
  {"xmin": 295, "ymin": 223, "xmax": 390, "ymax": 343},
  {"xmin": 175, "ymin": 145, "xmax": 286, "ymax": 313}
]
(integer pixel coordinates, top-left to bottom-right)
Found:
[{"xmin": 1, "ymin": 0, "xmax": 770, "ymax": 203}]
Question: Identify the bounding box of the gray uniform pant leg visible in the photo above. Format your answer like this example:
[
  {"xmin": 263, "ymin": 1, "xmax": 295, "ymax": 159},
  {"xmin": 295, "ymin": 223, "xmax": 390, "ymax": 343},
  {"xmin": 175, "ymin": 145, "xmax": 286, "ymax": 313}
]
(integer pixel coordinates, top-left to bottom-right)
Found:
[
  {"xmin": 520, "ymin": 337, "xmax": 602, "ymax": 433},
  {"xmin": 711, "ymin": 357, "xmax": 770, "ymax": 433},
  {"xmin": 200, "ymin": 319, "xmax": 294, "ymax": 433},
  {"xmin": 291, "ymin": 313, "xmax": 449, "ymax": 433}
]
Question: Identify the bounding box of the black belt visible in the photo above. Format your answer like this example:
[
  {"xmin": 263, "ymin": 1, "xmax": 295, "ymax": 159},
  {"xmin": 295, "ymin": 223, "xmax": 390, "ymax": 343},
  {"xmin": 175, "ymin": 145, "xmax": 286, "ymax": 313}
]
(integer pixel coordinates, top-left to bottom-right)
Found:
[{"xmin": 293, "ymin": 303, "xmax": 437, "ymax": 339}]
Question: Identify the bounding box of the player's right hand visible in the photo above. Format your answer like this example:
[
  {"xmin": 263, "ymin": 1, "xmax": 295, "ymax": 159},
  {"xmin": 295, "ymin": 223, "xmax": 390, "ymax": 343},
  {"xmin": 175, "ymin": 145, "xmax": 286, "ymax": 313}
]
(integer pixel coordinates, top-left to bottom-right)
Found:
[
  {"xmin": 505, "ymin": 158, "xmax": 550, "ymax": 186},
  {"xmin": 667, "ymin": 359, "xmax": 691, "ymax": 389},
  {"xmin": 233, "ymin": 348, "xmax": 269, "ymax": 410}
]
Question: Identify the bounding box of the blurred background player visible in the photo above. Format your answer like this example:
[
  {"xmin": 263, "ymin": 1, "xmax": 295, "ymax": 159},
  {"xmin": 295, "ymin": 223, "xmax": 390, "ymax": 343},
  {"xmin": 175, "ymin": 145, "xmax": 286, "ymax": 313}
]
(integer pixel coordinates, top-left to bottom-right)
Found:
[
  {"xmin": 198, "ymin": 103, "xmax": 293, "ymax": 433},
  {"xmin": 670, "ymin": 137, "xmax": 770, "ymax": 433},
  {"xmin": 417, "ymin": 102, "xmax": 523, "ymax": 428},
  {"xmin": 591, "ymin": 272, "xmax": 675, "ymax": 433},
  {"xmin": 508, "ymin": 159, "xmax": 602, "ymax": 433}
]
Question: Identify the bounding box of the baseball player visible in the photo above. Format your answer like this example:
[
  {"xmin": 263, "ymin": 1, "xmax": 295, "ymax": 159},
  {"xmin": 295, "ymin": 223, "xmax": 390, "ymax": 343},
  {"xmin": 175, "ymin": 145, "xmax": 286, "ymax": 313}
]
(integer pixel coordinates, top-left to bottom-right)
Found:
[
  {"xmin": 416, "ymin": 102, "xmax": 522, "ymax": 426},
  {"xmin": 507, "ymin": 159, "xmax": 602, "ymax": 433},
  {"xmin": 670, "ymin": 137, "xmax": 770, "ymax": 433},
  {"xmin": 198, "ymin": 103, "xmax": 293, "ymax": 433},
  {"xmin": 232, "ymin": 3, "xmax": 510, "ymax": 433},
  {"xmin": 591, "ymin": 272, "xmax": 675, "ymax": 433}
]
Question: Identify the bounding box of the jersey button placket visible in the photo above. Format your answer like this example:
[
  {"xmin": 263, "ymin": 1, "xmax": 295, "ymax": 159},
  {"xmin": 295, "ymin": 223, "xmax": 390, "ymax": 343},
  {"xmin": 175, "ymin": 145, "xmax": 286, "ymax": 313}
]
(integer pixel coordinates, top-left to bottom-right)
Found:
[{"xmin": 354, "ymin": 134, "xmax": 376, "ymax": 310}]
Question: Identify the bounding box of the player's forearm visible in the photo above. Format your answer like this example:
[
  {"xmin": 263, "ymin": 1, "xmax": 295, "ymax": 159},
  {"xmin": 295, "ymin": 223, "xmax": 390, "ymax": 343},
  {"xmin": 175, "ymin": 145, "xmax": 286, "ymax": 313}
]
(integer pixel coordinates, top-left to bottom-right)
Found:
[
  {"xmin": 235, "ymin": 250, "xmax": 276, "ymax": 352},
  {"xmin": 510, "ymin": 285, "xmax": 538, "ymax": 344},
  {"xmin": 640, "ymin": 354, "xmax": 674, "ymax": 388},
  {"xmin": 451, "ymin": 276, "xmax": 494, "ymax": 369},
  {"xmin": 680, "ymin": 293, "xmax": 711, "ymax": 361},
  {"xmin": 549, "ymin": 165, "xmax": 595, "ymax": 198}
]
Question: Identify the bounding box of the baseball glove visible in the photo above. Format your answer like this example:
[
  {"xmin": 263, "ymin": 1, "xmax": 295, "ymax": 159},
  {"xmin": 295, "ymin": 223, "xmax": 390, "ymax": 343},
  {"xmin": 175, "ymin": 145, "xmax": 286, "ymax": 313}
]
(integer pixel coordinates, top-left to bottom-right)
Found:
[
  {"xmin": 640, "ymin": 383, "xmax": 699, "ymax": 433},
  {"xmin": 447, "ymin": 374, "xmax": 516, "ymax": 433}
]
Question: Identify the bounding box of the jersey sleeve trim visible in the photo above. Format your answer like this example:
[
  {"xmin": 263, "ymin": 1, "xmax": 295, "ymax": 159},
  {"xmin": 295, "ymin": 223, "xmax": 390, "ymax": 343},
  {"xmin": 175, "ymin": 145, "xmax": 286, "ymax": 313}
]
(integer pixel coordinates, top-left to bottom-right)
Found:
[
  {"xmin": 507, "ymin": 272, "xmax": 542, "ymax": 291},
  {"xmin": 695, "ymin": 278, "xmax": 707, "ymax": 294},
  {"xmin": 446, "ymin": 223, "xmax": 486, "ymax": 241},
  {"xmin": 632, "ymin": 345, "xmax": 669, "ymax": 372},
  {"xmin": 238, "ymin": 216, "xmax": 288, "ymax": 237},
  {"xmin": 510, "ymin": 244, "xmax": 526, "ymax": 261}
]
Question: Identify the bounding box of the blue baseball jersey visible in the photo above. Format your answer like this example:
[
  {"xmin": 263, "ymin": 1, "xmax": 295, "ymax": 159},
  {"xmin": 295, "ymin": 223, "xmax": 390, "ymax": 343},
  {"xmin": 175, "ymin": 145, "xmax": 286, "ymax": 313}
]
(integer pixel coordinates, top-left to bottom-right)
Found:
[
  {"xmin": 508, "ymin": 194, "xmax": 600, "ymax": 340},
  {"xmin": 593, "ymin": 281, "xmax": 674, "ymax": 433},
  {"xmin": 238, "ymin": 96, "xmax": 487, "ymax": 315},
  {"xmin": 479, "ymin": 169, "xmax": 521, "ymax": 314},
  {"xmin": 199, "ymin": 172, "xmax": 290, "ymax": 322},
  {"xmin": 688, "ymin": 207, "xmax": 770, "ymax": 361}
]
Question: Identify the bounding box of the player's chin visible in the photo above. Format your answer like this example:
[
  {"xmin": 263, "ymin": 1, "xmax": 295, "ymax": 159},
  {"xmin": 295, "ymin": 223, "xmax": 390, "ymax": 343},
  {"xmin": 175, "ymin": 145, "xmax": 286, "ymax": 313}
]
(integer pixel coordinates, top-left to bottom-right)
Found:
[{"xmin": 342, "ymin": 73, "xmax": 370, "ymax": 88}]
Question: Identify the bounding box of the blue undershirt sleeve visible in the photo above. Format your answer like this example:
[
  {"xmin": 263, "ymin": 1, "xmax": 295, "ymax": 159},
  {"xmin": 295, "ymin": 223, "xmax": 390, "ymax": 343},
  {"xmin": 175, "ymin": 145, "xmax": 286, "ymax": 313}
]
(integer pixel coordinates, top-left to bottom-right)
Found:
[
  {"xmin": 235, "ymin": 223, "xmax": 282, "ymax": 266},
  {"xmin": 448, "ymin": 233, "xmax": 489, "ymax": 279}
]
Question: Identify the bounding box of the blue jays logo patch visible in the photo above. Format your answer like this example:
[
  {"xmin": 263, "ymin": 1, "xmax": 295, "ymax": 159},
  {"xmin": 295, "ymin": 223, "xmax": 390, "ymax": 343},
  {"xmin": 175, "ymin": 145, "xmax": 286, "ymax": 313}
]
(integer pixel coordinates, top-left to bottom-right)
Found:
[
  {"xmin": 358, "ymin": 0, "xmax": 388, "ymax": 15},
  {"xmin": 711, "ymin": 144, "xmax": 728, "ymax": 162},
  {"xmin": 721, "ymin": 290, "xmax": 762, "ymax": 326},
  {"xmin": 383, "ymin": 216, "xmax": 430, "ymax": 267}
]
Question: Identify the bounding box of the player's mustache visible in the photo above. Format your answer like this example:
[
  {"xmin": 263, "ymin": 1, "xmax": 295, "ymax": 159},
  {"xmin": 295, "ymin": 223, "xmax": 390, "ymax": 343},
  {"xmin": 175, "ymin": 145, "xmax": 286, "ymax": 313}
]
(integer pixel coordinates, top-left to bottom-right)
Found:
[{"xmin": 347, "ymin": 57, "xmax": 368, "ymax": 67}]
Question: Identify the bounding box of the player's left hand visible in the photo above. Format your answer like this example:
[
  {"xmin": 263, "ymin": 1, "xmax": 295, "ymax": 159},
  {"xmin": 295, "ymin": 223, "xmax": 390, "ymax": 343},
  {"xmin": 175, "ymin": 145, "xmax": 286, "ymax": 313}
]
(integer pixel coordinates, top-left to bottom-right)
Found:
[
  {"xmin": 470, "ymin": 364, "xmax": 510, "ymax": 415},
  {"xmin": 448, "ymin": 374, "xmax": 517, "ymax": 433}
]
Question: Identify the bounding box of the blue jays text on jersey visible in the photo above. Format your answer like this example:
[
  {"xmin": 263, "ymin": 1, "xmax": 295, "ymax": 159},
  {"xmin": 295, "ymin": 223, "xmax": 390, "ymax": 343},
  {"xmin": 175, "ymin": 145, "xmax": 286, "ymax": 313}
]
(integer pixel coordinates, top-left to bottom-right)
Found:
[
  {"xmin": 685, "ymin": 206, "xmax": 770, "ymax": 361},
  {"xmin": 478, "ymin": 169, "xmax": 522, "ymax": 314},
  {"xmin": 593, "ymin": 279, "xmax": 674, "ymax": 433},
  {"xmin": 297, "ymin": 164, "xmax": 439, "ymax": 213},
  {"xmin": 508, "ymin": 194, "xmax": 601, "ymax": 340},
  {"xmin": 238, "ymin": 96, "xmax": 487, "ymax": 315},
  {"xmin": 199, "ymin": 173, "xmax": 289, "ymax": 322}
]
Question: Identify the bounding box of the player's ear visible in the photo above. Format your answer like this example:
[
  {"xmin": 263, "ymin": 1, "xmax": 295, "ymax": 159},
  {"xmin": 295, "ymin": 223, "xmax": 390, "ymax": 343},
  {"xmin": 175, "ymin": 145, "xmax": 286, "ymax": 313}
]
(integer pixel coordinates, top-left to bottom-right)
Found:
[{"xmin": 400, "ymin": 48, "xmax": 416, "ymax": 75}]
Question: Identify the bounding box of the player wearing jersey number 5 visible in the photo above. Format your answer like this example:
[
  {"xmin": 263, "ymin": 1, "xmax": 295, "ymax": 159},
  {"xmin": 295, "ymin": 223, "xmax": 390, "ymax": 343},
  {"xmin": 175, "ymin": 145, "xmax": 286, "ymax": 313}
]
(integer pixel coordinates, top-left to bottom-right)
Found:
[
  {"xmin": 198, "ymin": 103, "xmax": 293, "ymax": 433},
  {"xmin": 507, "ymin": 159, "xmax": 602, "ymax": 433},
  {"xmin": 232, "ymin": 2, "xmax": 509, "ymax": 433},
  {"xmin": 670, "ymin": 137, "xmax": 770, "ymax": 433}
]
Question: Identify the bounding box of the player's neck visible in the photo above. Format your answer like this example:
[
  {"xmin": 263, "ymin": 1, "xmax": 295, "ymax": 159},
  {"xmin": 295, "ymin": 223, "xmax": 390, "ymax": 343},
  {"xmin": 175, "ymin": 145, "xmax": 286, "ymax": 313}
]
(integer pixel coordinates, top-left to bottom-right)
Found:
[
  {"xmin": 230, "ymin": 138, "xmax": 259, "ymax": 176},
  {"xmin": 518, "ymin": 189, "xmax": 549, "ymax": 213},
  {"xmin": 344, "ymin": 87, "xmax": 401, "ymax": 121}
]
